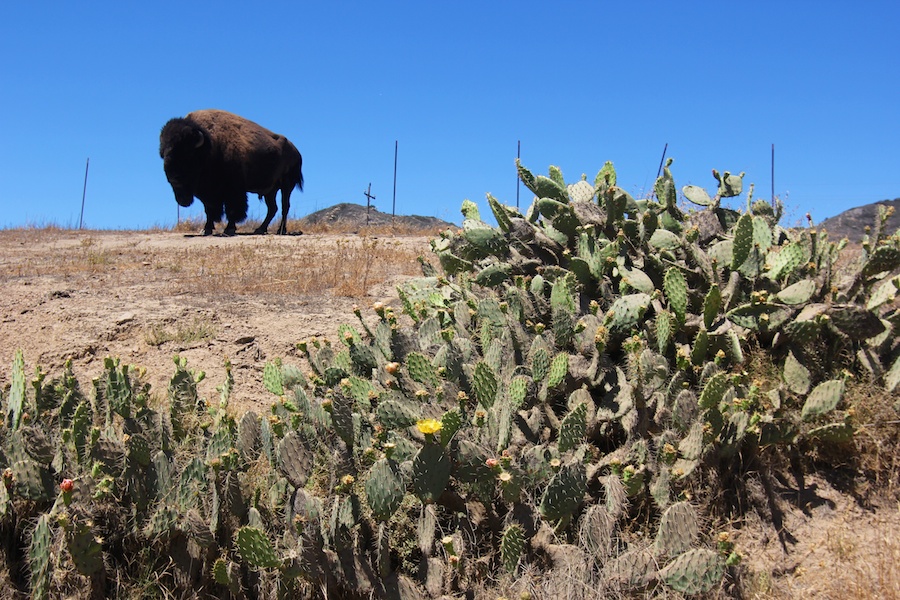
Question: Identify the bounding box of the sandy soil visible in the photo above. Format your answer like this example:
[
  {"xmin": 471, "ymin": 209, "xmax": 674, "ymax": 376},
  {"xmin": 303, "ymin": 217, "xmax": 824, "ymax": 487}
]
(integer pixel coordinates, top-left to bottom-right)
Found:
[{"xmin": 0, "ymin": 229, "xmax": 429, "ymax": 414}]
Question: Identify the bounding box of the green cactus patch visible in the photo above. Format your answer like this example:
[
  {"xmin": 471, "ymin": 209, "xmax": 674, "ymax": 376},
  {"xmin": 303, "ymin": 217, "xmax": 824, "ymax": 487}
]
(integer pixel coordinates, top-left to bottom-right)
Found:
[{"xmin": 547, "ymin": 352, "xmax": 569, "ymax": 389}]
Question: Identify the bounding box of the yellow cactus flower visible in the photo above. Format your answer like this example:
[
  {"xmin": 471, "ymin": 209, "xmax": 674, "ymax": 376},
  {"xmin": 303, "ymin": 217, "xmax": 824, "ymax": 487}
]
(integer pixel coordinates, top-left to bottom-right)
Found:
[{"xmin": 416, "ymin": 419, "xmax": 443, "ymax": 435}]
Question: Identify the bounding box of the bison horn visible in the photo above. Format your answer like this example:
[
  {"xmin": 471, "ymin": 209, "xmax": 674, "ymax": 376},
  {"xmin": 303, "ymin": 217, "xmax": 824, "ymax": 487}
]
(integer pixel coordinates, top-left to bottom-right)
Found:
[{"xmin": 193, "ymin": 129, "xmax": 205, "ymax": 148}]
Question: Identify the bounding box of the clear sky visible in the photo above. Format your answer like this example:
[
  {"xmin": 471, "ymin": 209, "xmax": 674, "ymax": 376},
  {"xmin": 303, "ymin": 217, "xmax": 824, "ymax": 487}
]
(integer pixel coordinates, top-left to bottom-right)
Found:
[{"xmin": 1, "ymin": 2, "xmax": 897, "ymax": 230}]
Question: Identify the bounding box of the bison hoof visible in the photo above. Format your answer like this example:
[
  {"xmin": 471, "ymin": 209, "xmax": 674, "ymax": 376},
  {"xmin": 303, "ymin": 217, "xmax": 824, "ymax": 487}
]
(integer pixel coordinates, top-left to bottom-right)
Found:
[
  {"xmin": 252, "ymin": 227, "xmax": 268, "ymax": 235},
  {"xmin": 203, "ymin": 229, "xmax": 214, "ymax": 236}
]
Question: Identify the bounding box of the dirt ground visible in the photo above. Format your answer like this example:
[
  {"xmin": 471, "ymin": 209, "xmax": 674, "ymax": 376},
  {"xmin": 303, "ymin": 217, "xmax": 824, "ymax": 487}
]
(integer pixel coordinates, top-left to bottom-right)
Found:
[
  {"xmin": 0, "ymin": 228, "xmax": 429, "ymax": 415},
  {"xmin": 0, "ymin": 228, "xmax": 898, "ymax": 599}
]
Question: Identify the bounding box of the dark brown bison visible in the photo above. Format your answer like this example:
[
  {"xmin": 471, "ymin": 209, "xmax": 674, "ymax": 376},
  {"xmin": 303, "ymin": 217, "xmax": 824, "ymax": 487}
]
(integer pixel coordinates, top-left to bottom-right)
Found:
[{"xmin": 159, "ymin": 109, "xmax": 303, "ymax": 235}]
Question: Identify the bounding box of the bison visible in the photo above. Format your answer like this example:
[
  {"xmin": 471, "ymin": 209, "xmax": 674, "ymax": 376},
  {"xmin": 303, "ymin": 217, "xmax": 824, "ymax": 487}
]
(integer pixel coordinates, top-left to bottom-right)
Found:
[{"xmin": 159, "ymin": 109, "xmax": 304, "ymax": 235}]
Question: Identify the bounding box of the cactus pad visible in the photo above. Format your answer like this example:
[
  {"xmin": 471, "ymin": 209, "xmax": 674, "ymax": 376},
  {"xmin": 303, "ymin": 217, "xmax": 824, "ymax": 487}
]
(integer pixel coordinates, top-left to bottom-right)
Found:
[
  {"xmin": 263, "ymin": 361, "xmax": 284, "ymax": 396},
  {"xmin": 800, "ymin": 379, "xmax": 845, "ymax": 421},
  {"xmin": 766, "ymin": 241, "xmax": 809, "ymax": 280},
  {"xmin": 539, "ymin": 460, "xmax": 587, "ymax": 521},
  {"xmin": 558, "ymin": 402, "xmax": 587, "ymax": 453},
  {"xmin": 412, "ymin": 443, "xmax": 451, "ymax": 503},
  {"xmin": 235, "ymin": 527, "xmax": 281, "ymax": 569},
  {"xmin": 698, "ymin": 372, "xmax": 731, "ymax": 410},
  {"xmin": 531, "ymin": 346, "xmax": 551, "ymax": 382},
  {"xmin": 731, "ymin": 213, "xmax": 754, "ymax": 270},
  {"xmin": 655, "ymin": 501, "xmax": 700, "ymax": 557},
  {"xmin": 29, "ymin": 514, "xmax": 52, "ymax": 600},
  {"xmin": 376, "ymin": 399, "xmax": 420, "ymax": 430},
  {"xmin": 277, "ymin": 431, "xmax": 313, "ymax": 488},
  {"xmin": 783, "ymin": 350, "xmax": 811, "ymax": 395},
  {"xmin": 547, "ymin": 352, "xmax": 569, "ymax": 389},
  {"xmin": 776, "ymin": 279, "xmax": 817, "ymax": 305},
  {"xmin": 659, "ymin": 548, "xmax": 725, "ymax": 595},
  {"xmin": 472, "ymin": 361, "xmax": 499, "ymax": 408},
  {"xmin": 406, "ymin": 352, "xmax": 440, "ymax": 387},
  {"xmin": 66, "ymin": 518, "xmax": 104, "ymax": 575},
  {"xmin": 10, "ymin": 460, "xmax": 54, "ymax": 501},
  {"xmin": 500, "ymin": 523, "xmax": 525, "ymax": 573},
  {"xmin": 605, "ymin": 293, "xmax": 652, "ymax": 337},
  {"xmin": 365, "ymin": 458, "xmax": 405, "ymax": 522}
]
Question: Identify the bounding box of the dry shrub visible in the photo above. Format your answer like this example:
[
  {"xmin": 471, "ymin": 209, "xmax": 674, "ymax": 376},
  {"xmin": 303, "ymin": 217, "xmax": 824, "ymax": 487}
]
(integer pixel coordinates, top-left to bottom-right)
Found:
[
  {"xmin": 846, "ymin": 377, "xmax": 900, "ymax": 496},
  {"xmin": 144, "ymin": 317, "xmax": 218, "ymax": 346}
]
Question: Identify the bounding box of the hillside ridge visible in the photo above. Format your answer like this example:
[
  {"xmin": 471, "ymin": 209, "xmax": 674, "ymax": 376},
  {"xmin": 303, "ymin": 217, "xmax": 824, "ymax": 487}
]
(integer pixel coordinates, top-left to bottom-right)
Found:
[
  {"xmin": 299, "ymin": 202, "xmax": 454, "ymax": 231},
  {"xmin": 819, "ymin": 198, "xmax": 900, "ymax": 241}
]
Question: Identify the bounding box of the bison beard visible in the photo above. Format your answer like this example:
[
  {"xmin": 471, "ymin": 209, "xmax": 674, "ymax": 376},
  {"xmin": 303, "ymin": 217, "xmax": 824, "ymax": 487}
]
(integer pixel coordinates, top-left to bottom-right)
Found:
[{"xmin": 159, "ymin": 109, "xmax": 304, "ymax": 236}]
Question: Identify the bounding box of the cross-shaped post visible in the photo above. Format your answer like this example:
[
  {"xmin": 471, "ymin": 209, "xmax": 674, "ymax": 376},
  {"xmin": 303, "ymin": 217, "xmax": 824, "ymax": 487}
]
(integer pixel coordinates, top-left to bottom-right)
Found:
[{"xmin": 364, "ymin": 183, "xmax": 376, "ymax": 227}]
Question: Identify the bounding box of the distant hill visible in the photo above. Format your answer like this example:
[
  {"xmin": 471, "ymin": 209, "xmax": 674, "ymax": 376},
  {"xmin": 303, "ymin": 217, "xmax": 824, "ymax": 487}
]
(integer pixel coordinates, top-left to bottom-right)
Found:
[
  {"xmin": 298, "ymin": 203, "xmax": 455, "ymax": 232},
  {"xmin": 818, "ymin": 198, "xmax": 900, "ymax": 242}
]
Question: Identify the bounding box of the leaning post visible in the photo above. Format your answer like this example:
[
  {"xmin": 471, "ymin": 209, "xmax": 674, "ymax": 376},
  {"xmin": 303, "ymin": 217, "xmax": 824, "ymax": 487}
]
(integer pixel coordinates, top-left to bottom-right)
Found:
[{"xmin": 79, "ymin": 158, "xmax": 90, "ymax": 230}]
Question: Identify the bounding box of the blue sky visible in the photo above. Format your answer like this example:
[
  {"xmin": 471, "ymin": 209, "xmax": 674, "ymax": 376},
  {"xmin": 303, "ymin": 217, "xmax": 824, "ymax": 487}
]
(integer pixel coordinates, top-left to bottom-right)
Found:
[{"xmin": 1, "ymin": 2, "xmax": 897, "ymax": 230}]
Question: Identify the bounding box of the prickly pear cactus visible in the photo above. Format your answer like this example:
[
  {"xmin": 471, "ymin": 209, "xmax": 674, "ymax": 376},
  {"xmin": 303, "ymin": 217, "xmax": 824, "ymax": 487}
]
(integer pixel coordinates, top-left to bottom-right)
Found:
[{"xmin": 0, "ymin": 154, "xmax": 896, "ymax": 599}]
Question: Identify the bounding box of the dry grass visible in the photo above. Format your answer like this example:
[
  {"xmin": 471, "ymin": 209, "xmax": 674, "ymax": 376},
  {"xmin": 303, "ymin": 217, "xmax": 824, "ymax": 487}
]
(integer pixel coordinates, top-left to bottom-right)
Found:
[
  {"xmin": 753, "ymin": 511, "xmax": 900, "ymax": 600},
  {"xmin": 158, "ymin": 235, "xmax": 431, "ymax": 297},
  {"xmin": 0, "ymin": 227, "xmax": 433, "ymax": 298},
  {"xmin": 169, "ymin": 216, "xmax": 451, "ymax": 238}
]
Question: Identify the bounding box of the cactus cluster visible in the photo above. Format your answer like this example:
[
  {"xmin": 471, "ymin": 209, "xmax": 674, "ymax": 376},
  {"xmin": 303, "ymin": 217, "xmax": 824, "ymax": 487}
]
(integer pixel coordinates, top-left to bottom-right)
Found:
[{"xmin": 1, "ymin": 158, "xmax": 897, "ymax": 598}]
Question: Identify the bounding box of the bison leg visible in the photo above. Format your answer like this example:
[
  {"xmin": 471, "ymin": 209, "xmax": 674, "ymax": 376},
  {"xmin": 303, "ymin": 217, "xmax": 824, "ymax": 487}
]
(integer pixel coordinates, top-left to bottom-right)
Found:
[
  {"xmin": 254, "ymin": 192, "xmax": 279, "ymax": 235},
  {"xmin": 276, "ymin": 186, "xmax": 291, "ymax": 235},
  {"xmin": 203, "ymin": 209, "xmax": 217, "ymax": 236},
  {"xmin": 201, "ymin": 199, "xmax": 226, "ymax": 236},
  {"xmin": 224, "ymin": 194, "xmax": 249, "ymax": 236}
]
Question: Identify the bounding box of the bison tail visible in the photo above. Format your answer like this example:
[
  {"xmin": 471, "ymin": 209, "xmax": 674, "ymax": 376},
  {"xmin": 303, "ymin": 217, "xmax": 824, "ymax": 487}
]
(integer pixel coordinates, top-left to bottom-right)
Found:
[{"xmin": 296, "ymin": 157, "xmax": 304, "ymax": 192}]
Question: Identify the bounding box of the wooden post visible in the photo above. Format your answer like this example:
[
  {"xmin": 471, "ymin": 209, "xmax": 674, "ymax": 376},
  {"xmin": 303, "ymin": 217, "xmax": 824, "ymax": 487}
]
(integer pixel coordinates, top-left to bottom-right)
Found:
[
  {"xmin": 364, "ymin": 183, "xmax": 376, "ymax": 227},
  {"xmin": 79, "ymin": 158, "xmax": 90, "ymax": 229},
  {"xmin": 392, "ymin": 141, "xmax": 398, "ymax": 223},
  {"xmin": 771, "ymin": 143, "xmax": 776, "ymax": 207},
  {"xmin": 655, "ymin": 143, "xmax": 668, "ymax": 179}
]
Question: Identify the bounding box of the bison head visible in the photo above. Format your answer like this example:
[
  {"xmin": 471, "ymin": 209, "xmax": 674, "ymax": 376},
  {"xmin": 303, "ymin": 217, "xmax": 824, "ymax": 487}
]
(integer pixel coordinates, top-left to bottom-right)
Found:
[{"xmin": 159, "ymin": 118, "xmax": 210, "ymax": 207}]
